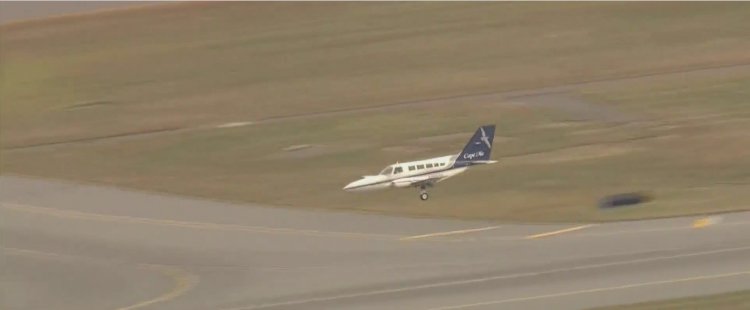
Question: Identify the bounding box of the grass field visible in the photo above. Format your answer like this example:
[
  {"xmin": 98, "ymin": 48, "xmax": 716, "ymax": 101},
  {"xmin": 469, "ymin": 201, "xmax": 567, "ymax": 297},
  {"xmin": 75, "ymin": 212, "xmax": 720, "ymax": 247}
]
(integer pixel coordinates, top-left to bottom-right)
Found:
[
  {"xmin": 593, "ymin": 290, "xmax": 750, "ymax": 310},
  {"xmin": 2, "ymin": 2, "xmax": 750, "ymax": 222}
]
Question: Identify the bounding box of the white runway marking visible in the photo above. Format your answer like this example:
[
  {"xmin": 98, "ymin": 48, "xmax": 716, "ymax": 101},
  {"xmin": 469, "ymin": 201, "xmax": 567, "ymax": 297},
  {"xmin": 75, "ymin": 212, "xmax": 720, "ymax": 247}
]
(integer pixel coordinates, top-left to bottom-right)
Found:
[
  {"xmin": 227, "ymin": 246, "xmax": 750, "ymax": 310},
  {"xmin": 0, "ymin": 202, "xmax": 400, "ymax": 240},
  {"xmin": 400, "ymin": 226, "xmax": 502, "ymax": 241},
  {"xmin": 429, "ymin": 270, "xmax": 750, "ymax": 309},
  {"xmin": 216, "ymin": 121, "xmax": 253, "ymax": 128},
  {"xmin": 525, "ymin": 224, "xmax": 594, "ymax": 239}
]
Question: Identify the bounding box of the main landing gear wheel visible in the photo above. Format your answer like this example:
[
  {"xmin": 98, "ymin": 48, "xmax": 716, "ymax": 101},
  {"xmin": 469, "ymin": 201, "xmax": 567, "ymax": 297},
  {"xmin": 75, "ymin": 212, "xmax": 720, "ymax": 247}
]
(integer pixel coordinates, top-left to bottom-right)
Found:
[
  {"xmin": 419, "ymin": 192, "xmax": 430, "ymax": 200},
  {"xmin": 418, "ymin": 184, "xmax": 431, "ymax": 201},
  {"xmin": 419, "ymin": 192, "xmax": 429, "ymax": 200}
]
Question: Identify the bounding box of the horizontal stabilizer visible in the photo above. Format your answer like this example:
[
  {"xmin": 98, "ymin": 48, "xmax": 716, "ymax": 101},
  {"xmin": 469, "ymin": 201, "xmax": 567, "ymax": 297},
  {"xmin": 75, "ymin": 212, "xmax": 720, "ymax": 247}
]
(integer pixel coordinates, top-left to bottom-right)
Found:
[{"xmin": 472, "ymin": 160, "xmax": 498, "ymax": 164}]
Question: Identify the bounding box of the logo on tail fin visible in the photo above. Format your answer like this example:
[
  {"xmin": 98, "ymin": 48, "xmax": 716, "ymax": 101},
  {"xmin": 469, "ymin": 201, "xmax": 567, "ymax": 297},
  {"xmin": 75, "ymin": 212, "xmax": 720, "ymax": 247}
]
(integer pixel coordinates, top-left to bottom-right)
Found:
[
  {"xmin": 463, "ymin": 150, "xmax": 485, "ymax": 160},
  {"xmin": 480, "ymin": 127, "xmax": 492, "ymax": 149},
  {"xmin": 454, "ymin": 125, "xmax": 495, "ymax": 167}
]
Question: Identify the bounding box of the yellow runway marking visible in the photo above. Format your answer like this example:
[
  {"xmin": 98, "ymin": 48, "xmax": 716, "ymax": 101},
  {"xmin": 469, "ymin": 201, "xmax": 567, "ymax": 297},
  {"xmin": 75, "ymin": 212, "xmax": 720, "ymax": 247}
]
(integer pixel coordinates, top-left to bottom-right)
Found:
[
  {"xmin": 0, "ymin": 202, "xmax": 400, "ymax": 240},
  {"xmin": 429, "ymin": 270, "xmax": 750, "ymax": 310},
  {"xmin": 400, "ymin": 226, "xmax": 502, "ymax": 241},
  {"xmin": 3, "ymin": 246, "xmax": 199, "ymax": 310},
  {"xmin": 3, "ymin": 246, "xmax": 80, "ymax": 260},
  {"xmin": 693, "ymin": 218, "xmax": 712, "ymax": 228},
  {"xmin": 117, "ymin": 265, "xmax": 199, "ymax": 310},
  {"xmin": 693, "ymin": 216, "xmax": 721, "ymax": 229},
  {"xmin": 478, "ymin": 220, "xmax": 750, "ymax": 242},
  {"xmin": 526, "ymin": 224, "xmax": 594, "ymax": 239}
]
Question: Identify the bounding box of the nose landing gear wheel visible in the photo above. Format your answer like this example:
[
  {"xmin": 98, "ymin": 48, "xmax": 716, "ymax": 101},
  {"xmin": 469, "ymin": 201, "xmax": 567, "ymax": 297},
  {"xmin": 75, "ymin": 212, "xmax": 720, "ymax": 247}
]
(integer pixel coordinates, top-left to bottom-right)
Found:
[{"xmin": 419, "ymin": 192, "xmax": 429, "ymax": 201}]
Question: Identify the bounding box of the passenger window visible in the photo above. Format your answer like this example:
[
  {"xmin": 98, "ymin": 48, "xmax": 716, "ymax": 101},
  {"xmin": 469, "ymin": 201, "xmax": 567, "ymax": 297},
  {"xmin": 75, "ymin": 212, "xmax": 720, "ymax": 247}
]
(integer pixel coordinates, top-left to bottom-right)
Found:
[
  {"xmin": 408, "ymin": 166, "xmax": 415, "ymax": 171},
  {"xmin": 394, "ymin": 167, "xmax": 403, "ymax": 174},
  {"xmin": 426, "ymin": 163, "xmax": 433, "ymax": 168},
  {"xmin": 417, "ymin": 164, "xmax": 425, "ymax": 169}
]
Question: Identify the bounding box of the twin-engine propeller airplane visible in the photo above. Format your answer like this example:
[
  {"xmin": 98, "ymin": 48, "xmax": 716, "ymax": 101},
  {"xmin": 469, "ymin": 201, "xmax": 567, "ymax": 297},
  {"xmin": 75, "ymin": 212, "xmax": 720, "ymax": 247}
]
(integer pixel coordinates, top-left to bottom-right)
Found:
[{"xmin": 343, "ymin": 125, "xmax": 496, "ymax": 200}]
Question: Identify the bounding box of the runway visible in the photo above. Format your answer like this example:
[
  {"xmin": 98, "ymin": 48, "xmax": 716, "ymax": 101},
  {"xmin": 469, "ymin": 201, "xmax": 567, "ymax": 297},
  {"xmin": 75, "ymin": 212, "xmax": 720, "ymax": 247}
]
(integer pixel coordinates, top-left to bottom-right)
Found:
[{"xmin": 1, "ymin": 175, "xmax": 749, "ymax": 310}]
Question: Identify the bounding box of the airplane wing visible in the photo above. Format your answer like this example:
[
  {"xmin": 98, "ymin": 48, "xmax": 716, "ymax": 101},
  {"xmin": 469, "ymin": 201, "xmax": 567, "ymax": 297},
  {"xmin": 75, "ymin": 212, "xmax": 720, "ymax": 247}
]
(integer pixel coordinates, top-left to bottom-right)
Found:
[{"xmin": 392, "ymin": 175, "xmax": 445, "ymax": 188}]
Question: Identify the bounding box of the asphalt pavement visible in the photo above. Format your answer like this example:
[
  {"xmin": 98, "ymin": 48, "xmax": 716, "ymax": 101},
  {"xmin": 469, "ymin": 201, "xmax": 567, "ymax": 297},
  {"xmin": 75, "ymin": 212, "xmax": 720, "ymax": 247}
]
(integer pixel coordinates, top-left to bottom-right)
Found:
[{"xmin": 2, "ymin": 175, "xmax": 749, "ymax": 310}]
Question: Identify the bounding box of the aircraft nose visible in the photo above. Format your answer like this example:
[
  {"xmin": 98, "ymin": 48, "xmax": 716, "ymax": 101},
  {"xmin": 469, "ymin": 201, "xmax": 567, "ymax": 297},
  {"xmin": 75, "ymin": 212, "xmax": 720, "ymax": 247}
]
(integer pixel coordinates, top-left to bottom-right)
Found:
[{"xmin": 343, "ymin": 179, "xmax": 365, "ymax": 191}]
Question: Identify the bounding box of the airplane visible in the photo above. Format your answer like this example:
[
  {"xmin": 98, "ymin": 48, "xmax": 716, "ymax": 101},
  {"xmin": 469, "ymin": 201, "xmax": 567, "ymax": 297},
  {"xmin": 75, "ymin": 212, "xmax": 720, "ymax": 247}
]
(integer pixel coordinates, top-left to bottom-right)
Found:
[{"xmin": 343, "ymin": 125, "xmax": 497, "ymax": 200}]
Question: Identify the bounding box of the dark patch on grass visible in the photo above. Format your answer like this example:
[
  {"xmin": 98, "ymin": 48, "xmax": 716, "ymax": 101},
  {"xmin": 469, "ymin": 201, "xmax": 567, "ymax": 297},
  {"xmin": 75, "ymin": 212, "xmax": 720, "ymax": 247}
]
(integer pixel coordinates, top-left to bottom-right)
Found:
[
  {"xmin": 66, "ymin": 100, "xmax": 118, "ymax": 111},
  {"xmin": 2, "ymin": 126, "xmax": 185, "ymax": 151}
]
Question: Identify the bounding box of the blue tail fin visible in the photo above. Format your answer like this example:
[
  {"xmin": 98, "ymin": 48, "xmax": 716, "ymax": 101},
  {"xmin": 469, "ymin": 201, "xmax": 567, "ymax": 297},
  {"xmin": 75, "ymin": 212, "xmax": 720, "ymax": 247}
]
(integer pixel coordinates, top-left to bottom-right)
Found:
[{"xmin": 454, "ymin": 125, "xmax": 495, "ymax": 167}]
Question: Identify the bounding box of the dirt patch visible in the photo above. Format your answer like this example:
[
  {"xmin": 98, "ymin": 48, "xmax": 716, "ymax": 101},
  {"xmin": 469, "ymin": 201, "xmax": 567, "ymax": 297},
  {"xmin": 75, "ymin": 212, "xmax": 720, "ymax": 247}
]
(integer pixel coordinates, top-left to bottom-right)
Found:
[
  {"xmin": 537, "ymin": 121, "xmax": 588, "ymax": 130},
  {"xmin": 382, "ymin": 146, "xmax": 430, "ymax": 154},
  {"xmin": 413, "ymin": 132, "xmax": 514, "ymax": 145},
  {"xmin": 413, "ymin": 133, "xmax": 471, "ymax": 144},
  {"xmin": 382, "ymin": 132, "xmax": 513, "ymax": 155},
  {"xmin": 283, "ymin": 144, "xmax": 312, "ymax": 152},
  {"xmin": 274, "ymin": 144, "xmax": 333, "ymax": 159},
  {"xmin": 273, "ymin": 143, "xmax": 374, "ymax": 159},
  {"xmin": 504, "ymin": 144, "xmax": 638, "ymax": 165},
  {"xmin": 650, "ymin": 134, "xmax": 681, "ymax": 141},
  {"xmin": 570, "ymin": 128, "xmax": 615, "ymax": 136},
  {"xmin": 516, "ymin": 92, "xmax": 637, "ymax": 123}
]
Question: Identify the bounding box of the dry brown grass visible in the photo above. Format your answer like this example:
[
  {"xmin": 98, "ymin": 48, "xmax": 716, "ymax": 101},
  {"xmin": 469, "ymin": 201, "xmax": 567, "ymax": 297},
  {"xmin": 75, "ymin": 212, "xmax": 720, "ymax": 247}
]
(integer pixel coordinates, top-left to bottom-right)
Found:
[
  {"xmin": 2, "ymin": 3, "xmax": 750, "ymax": 222},
  {"xmin": 593, "ymin": 290, "xmax": 750, "ymax": 310},
  {"xmin": 3, "ymin": 2, "xmax": 750, "ymax": 147}
]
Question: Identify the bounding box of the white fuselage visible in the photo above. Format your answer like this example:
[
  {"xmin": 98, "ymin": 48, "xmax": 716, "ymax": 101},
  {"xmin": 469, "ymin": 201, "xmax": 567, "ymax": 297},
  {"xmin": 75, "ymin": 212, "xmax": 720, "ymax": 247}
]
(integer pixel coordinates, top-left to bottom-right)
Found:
[{"xmin": 343, "ymin": 154, "xmax": 468, "ymax": 192}]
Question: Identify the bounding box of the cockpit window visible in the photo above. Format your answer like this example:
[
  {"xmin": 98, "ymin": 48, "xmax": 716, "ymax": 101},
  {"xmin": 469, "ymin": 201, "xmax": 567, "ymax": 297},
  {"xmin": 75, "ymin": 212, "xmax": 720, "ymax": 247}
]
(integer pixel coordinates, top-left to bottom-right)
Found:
[
  {"xmin": 394, "ymin": 167, "xmax": 403, "ymax": 174},
  {"xmin": 379, "ymin": 167, "xmax": 393, "ymax": 175}
]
